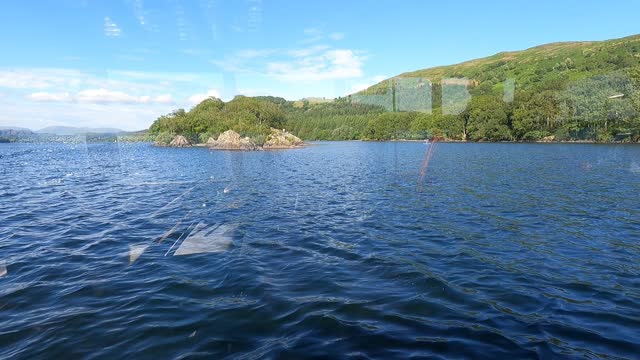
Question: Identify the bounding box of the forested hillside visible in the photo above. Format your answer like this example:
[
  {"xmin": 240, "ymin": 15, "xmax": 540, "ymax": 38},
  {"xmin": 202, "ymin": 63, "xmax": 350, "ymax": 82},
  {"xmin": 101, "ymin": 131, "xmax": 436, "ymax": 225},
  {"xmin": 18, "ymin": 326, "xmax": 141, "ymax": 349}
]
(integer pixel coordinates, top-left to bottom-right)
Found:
[
  {"xmin": 356, "ymin": 33, "xmax": 640, "ymax": 141},
  {"xmin": 150, "ymin": 34, "xmax": 640, "ymax": 143}
]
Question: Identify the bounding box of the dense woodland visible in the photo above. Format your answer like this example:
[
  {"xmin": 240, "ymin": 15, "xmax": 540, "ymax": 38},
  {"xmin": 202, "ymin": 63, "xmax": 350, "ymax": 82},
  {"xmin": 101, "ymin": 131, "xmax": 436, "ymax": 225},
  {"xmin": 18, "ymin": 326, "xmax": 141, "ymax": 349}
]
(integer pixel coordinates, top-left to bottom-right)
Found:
[{"xmin": 150, "ymin": 34, "xmax": 640, "ymax": 143}]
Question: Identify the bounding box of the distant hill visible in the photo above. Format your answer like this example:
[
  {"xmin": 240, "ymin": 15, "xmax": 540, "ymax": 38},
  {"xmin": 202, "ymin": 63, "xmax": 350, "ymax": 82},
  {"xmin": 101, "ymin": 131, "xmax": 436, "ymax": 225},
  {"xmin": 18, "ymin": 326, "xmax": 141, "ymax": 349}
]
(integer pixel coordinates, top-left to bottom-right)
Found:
[
  {"xmin": 36, "ymin": 126, "xmax": 125, "ymax": 135},
  {"xmin": 347, "ymin": 33, "xmax": 640, "ymax": 141},
  {"xmin": 0, "ymin": 126, "xmax": 33, "ymax": 132},
  {"xmin": 357, "ymin": 34, "xmax": 640, "ymax": 97},
  {"xmin": 152, "ymin": 34, "xmax": 640, "ymax": 143},
  {"xmin": 0, "ymin": 127, "xmax": 34, "ymax": 137}
]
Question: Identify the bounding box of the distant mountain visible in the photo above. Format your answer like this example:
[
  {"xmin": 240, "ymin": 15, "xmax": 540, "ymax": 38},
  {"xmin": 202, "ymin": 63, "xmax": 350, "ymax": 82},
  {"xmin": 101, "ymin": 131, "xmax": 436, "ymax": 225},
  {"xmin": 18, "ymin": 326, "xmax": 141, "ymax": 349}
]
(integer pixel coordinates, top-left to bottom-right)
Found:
[
  {"xmin": 36, "ymin": 126, "xmax": 125, "ymax": 135},
  {"xmin": 0, "ymin": 127, "xmax": 33, "ymax": 137},
  {"xmin": 0, "ymin": 126, "xmax": 33, "ymax": 132}
]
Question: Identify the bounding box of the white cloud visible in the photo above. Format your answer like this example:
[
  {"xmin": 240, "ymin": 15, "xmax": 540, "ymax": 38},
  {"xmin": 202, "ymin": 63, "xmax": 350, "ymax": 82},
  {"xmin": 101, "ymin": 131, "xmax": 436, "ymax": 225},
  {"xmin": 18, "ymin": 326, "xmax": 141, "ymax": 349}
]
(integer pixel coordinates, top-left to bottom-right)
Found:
[
  {"xmin": 116, "ymin": 54, "xmax": 144, "ymax": 61},
  {"xmin": 0, "ymin": 69, "xmax": 85, "ymax": 89},
  {"xmin": 236, "ymin": 49, "xmax": 276, "ymax": 59},
  {"xmin": 301, "ymin": 28, "xmax": 345, "ymax": 43},
  {"xmin": 108, "ymin": 70, "xmax": 201, "ymax": 83},
  {"xmin": 2, "ymin": 68, "xmax": 223, "ymax": 105},
  {"xmin": 0, "ymin": 68, "xmax": 164, "ymax": 93},
  {"xmin": 304, "ymin": 27, "xmax": 321, "ymax": 35},
  {"xmin": 237, "ymin": 88, "xmax": 268, "ymax": 97},
  {"xmin": 287, "ymin": 45, "xmax": 330, "ymax": 58},
  {"xmin": 104, "ymin": 17, "xmax": 122, "ymax": 37},
  {"xmin": 181, "ymin": 48, "xmax": 202, "ymax": 56},
  {"xmin": 212, "ymin": 45, "xmax": 365, "ymax": 82},
  {"xmin": 27, "ymin": 92, "xmax": 72, "ymax": 102},
  {"xmin": 0, "ymin": 96, "xmax": 174, "ymax": 131},
  {"xmin": 25, "ymin": 89, "xmax": 176, "ymax": 105},
  {"xmin": 211, "ymin": 26, "xmax": 350, "ymax": 76},
  {"xmin": 302, "ymin": 27, "xmax": 324, "ymax": 43},
  {"xmin": 188, "ymin": 89, "xmax": 221, "ymax": 104},
  {"xmin": 1, "ymin": 68, "xmax": 224, "ymax": 131},
  {"xmin": 347, "ymin": 75, "xmax": 389, "ymax": 94},
  {"xmin": 267, "ymin": 49, "xmax": 364, "ymax": 82},
  {"xmin": 154, "ymin": 94, "xmax": 175, "ymax": 104},
  {"xmin": 77, "ymin": 88, "xmax": 141, "ymax": 103},
  {"xmin": 211, "ymin": 49, "xmax": 277, "ymax": 73},
  {"xmin": 0, "ymin": 68, "xmax": 214, "ymax": 94},
  {"xmin": 329, "ymin": 32, "xmax": 344, "ymax": 41}
]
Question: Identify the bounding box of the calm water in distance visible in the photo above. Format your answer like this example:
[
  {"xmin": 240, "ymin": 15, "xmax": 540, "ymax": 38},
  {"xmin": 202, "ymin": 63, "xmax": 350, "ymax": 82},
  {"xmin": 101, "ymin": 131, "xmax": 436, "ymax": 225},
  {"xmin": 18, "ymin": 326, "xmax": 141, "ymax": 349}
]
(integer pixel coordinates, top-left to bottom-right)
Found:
[{"xmin": 1, "ymin": 141, "xmax": 639, "ymax": 359}]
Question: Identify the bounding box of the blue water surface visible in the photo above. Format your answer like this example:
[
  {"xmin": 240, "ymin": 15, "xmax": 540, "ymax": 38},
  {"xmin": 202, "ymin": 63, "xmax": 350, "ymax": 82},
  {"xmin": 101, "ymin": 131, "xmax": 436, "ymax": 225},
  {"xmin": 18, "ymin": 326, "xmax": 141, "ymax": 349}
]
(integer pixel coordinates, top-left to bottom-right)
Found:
[{"xmin": 1, "ymin": 141, "xmax": 639, "ymax": 359}]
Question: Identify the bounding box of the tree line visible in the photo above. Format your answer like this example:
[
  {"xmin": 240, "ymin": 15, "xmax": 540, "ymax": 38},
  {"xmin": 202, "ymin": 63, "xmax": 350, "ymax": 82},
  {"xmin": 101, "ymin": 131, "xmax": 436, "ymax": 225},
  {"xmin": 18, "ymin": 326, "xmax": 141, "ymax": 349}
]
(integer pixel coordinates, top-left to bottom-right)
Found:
[{"xmin": 150, "ymin": 71, "xmax": 640, "ymax": 143}]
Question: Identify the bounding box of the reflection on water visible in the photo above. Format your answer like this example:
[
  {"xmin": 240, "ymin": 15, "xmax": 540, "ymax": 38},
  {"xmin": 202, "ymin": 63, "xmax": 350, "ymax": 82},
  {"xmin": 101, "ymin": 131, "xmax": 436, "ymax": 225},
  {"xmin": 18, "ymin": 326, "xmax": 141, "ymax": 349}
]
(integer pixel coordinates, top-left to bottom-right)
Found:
[
  {"xmin": 173, "ymin": 223, "xmax": 236, "ymax": 256},
  {"xmin": 128, "ymin": 244, "xmax": 148, "ymax": 265},
  {"xmin": 1, "ymin": 142, "xmax": 640, "ymax": 358}
]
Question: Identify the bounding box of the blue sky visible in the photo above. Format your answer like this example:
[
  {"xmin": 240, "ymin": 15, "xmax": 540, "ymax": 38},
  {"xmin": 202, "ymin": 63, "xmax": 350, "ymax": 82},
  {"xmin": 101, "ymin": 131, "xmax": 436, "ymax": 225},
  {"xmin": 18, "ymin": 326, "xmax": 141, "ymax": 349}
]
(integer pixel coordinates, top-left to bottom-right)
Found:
[{"xmin": 0, "ymin": 0, "xmax": 639, "ymax": 130}]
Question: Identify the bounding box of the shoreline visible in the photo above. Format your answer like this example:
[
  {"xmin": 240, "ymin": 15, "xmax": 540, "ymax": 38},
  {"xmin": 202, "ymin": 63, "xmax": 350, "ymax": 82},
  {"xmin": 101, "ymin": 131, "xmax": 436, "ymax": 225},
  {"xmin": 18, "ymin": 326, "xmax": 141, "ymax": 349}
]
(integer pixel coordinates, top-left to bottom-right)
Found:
[
  {"xmin": 317, "ymin": 139, "xmax": 640, "ymax": 145},
  {"xmin": 2, "ymin": 138, "xmax": 639, "ymax": 146}
]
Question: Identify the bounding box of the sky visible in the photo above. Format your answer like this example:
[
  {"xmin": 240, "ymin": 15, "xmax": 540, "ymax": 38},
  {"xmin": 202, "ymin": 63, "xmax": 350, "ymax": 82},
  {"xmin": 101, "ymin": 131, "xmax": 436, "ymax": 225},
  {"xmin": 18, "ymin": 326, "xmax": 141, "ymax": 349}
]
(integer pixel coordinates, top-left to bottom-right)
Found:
[{"xmin": 0, "ymin": 0, "xmax": 639, "ymax": 131}]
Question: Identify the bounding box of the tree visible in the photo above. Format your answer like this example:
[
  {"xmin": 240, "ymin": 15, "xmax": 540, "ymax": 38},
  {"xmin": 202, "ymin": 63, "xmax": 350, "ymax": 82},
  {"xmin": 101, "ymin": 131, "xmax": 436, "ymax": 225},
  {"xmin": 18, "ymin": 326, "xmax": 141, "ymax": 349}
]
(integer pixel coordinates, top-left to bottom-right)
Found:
[{"xmin": 463, "ymin": 96, "xmax": 512, "ymax": 141}]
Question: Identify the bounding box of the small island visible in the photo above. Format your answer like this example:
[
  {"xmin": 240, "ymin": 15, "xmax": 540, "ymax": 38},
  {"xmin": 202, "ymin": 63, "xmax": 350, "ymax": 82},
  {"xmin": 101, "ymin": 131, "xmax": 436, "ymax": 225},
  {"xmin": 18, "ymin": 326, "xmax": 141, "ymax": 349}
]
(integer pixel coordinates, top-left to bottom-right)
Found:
[
  {"xmin": 151, "ymin": 96, "xmax": 304, "ymax": 150},
  {"xmin": 160, "ymin": 128, "xmax": 304, "ymax": 150}
]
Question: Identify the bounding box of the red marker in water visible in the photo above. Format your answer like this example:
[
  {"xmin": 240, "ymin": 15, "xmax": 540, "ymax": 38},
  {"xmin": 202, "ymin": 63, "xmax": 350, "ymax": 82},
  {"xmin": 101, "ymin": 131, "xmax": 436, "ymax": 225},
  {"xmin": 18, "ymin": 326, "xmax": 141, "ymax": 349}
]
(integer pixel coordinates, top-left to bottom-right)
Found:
[{"xmin": 417, "ymin": 137, "xmax": 440, "ymax": 191}]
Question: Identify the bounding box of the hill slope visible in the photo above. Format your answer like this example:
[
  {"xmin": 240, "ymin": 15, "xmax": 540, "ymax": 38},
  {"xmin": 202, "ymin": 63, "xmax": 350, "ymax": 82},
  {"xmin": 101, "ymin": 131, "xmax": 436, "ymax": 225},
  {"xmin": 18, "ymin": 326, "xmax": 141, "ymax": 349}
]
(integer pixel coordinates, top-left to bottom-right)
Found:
[
  {"xmin": 350, "ymin": 34, "xmax": 640, "ymax": 141},
  {"xmin": 359, "ymin": 34, "xmax": 640, "ymax": 96},
  {"xmin": 151, "ymin": 34, "xmax": 640, "ymax": 143}
]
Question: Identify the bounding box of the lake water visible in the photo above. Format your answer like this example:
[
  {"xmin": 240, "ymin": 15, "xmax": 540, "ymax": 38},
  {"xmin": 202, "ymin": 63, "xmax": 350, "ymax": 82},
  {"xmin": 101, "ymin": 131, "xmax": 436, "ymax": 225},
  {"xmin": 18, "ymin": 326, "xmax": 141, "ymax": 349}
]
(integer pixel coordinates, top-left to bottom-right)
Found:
[{"xmin": 1, "ymin": 141, "xmax": 639, "ymax": 359}]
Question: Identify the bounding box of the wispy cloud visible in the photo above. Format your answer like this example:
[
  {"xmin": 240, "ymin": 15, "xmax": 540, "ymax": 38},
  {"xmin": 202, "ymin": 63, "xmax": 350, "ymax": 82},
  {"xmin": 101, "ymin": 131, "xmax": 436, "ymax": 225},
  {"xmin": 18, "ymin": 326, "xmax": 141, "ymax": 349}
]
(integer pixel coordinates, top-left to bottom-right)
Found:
[
  {"xmin": 301, "ymin": 27, "xmax": 345, "ymax": 43},
  {"xmin": 0, "ymin": 68, "xmax": 221, "ymax": 131},
  {"xmin": 0, "ymin": 69, "xmax": 85, "ymax": 89},
  {"xmin": 181, "ymin": 48, "xmax": 203, "ymax": 56},
  {"xmin": 133, "ymin": 0, "xmax": 146, "ymax": 26},
  {"xmin": 108, "ymin": 70, "xmax": 203, "ymax": 83},
  {"xmin": 175, "ymin": 2, "xmax": 191, "ymax": 41},
  {"xmin": 116, "ymin": 54, "xmax": 145, "ymax": 62},
  {"xmin": 211, "ymin": 45, "xmax": 366, "ymax": 82},
  {"xmin": 76, "ymin": 89, "xmax": 163, "ymax": 104},
  {"xmin": 188, "ymin": 89, "xmax": 221, "ymax": 104},
  {"xmin": 236, "ymin": 49, "xmax": 277, "ymax": 59},
  {"xmin": 247, "ymin": 0, "xmax": 262, "ymax": 33},
  {"xmin": 328, "ymin": 32, "xmax": 344, "ymax": 41},
  {"xmin": 210, "ymin": 28, "xmax": 360, "ymax": 82},
  {"xmin": 27, "ymin": 92, "xmax": 72, "ymax": 102},
  {"xmin": 26, "ymin": 89, "xmax": 175, "ymax": 105},
  {"xmin": 0, "ymin": 68, "xmax": 185, "ymax": 96},
  {"xmin": 104, "ymin": 17, "xmax": 122, "ymax": 37},
  {"xmin": 287, "ymin": 45, "xmax": 330, "ymax": 58},
  {"xmin": 302, "ymin": 27, "xmax": 324, "ymax": 43},
  {"xmin": 347, "ymin": 75, "xmax": 389, "ymax": 94},
  {"xmin": 236, "ymin": 88, "xmax": 268, "ymax": 97},
  {"xmin": 0, "ymin": 96, "xmax": 174, "ymax": 131},
  {"xmin": 154, "ymin": 94, "xmax": 175, "ymax": 104},
  {"xmin": 267, "ymin": 49, "xmax": 364, "ymax": 82}
]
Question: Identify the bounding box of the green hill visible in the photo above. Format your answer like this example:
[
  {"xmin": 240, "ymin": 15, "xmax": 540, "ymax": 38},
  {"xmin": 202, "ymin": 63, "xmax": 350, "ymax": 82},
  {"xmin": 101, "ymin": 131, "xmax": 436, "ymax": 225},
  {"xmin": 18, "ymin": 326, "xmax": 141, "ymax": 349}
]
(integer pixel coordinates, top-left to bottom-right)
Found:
[
  {"xmin": 361, "ymin": 34, "xmax": 640, "ymax": 95},
  {"xmin": 353, "ymin": 34, "xmax": 640, "ymax": 141},
  {"xmin": 151, "ymin": 34, "xmax": 640, "ymax": 143}
]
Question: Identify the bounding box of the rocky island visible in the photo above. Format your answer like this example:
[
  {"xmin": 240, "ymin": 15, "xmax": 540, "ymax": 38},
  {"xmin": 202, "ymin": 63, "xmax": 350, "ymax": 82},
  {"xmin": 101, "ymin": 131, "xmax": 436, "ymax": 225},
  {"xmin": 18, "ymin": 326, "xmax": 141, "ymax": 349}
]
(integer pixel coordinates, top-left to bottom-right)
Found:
[
  {"xmin": 157, "ymin": 128, "xmax": 304, "ymax": 150},
  {"xmin": 152, "ymin": 96, "xmax": 305, "ymax": 150}
]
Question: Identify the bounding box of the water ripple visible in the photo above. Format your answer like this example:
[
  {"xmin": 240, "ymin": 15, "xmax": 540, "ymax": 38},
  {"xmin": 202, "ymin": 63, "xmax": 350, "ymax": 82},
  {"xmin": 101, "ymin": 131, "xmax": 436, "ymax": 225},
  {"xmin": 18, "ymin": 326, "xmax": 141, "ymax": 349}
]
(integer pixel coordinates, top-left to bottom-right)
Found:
[{"xmin": 1, "ymin": 142, "xmax": 640, "ymax": 358}]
